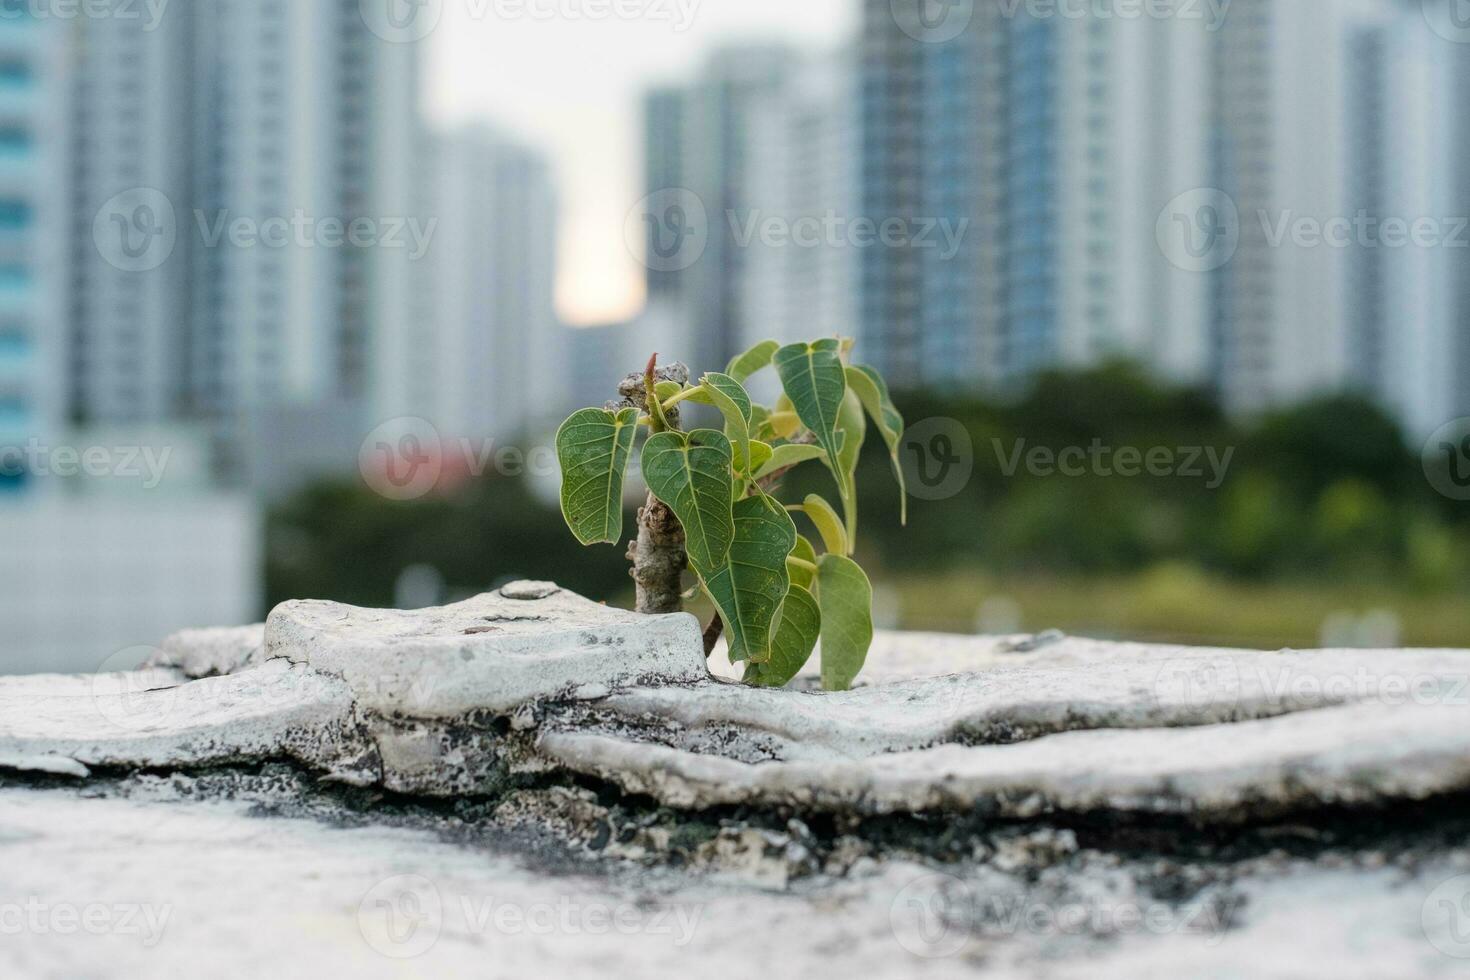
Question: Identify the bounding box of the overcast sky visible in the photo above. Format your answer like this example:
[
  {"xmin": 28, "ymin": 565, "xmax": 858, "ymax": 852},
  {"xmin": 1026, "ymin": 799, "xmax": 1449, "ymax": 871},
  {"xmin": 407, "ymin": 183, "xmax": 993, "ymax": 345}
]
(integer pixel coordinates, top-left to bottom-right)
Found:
[{"xmin": 426, "ymin": 0, "xmax": 857, "ymax": 326}]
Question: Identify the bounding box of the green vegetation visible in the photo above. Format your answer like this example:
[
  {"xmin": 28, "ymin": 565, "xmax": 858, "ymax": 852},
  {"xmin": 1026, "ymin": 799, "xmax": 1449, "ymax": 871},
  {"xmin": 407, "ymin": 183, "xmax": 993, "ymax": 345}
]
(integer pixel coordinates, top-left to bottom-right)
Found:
[
  {"xmin": 266, "ymin": 361, "xmax": 1470, "ymax": 653},
  {"xmin": 553, "ymin": 339, "xmax": 905, "ymax": 689}
]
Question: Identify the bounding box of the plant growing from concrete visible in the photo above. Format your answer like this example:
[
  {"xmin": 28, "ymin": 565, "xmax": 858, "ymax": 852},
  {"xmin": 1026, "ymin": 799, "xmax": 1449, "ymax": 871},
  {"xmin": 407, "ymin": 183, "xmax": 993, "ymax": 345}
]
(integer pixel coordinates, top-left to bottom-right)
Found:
[{"xmin": 555, "ymin": 338, "xmax": 906, "ymax": 690}]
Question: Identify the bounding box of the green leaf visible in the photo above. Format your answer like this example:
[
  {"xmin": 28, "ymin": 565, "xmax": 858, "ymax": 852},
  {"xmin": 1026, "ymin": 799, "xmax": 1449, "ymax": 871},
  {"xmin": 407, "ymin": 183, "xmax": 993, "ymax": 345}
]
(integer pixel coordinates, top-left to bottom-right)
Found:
[
  {"xmin": 743, "ymin": 585, "xmax": 821, "ymax": 688},
  {"xmin": 734, "ymin": 439, "xmax": 774, "ymax": 478},
  {"xmin": 834, "ymin": 389, "xmax": 867, "ymax": 544},
  {"xmin": 817, "ymin": 555, "xmax": 874, "ymax": 692},
  {"xmin": 701, "ymin": 494, "xmax": 796, "ymax": 664},
  {"xmin": 750, "ymin": 404, "xmax": 774, "ymax": 442},
  {"xmin": 641, "ymin": 429, "xmax": 735, "ymax": 573},
  {"xmin": 753, "ymin": 443, "xmax": 827, "ymax": 481},
  {"xmin": 556, "ymin": 408, "xmax": 639, "ymax": 546},
  {"xmin": 774, "ymin": 340, "xmax": 849, "ymax": 499},
  {"xmin": 696, "ymin": 373, "xmax": 755, "ymax": 477},
  {"xmin": 788, "ymin": 535, "xmax": 818, "ymax": 590},
  {"xmin": 654, "ymin": 380, "xmax": 684, "ymax": 404},
  {"xmin": 847, "ymin": 365, "xmax": 908, "ymax": 524},
  {"xmin": 726, "ymin": 340, "xmax": 780, "ymax": 382},
  {"xmin": 800, "ymin": 493, "xmax": 849, "ymax": 556}
]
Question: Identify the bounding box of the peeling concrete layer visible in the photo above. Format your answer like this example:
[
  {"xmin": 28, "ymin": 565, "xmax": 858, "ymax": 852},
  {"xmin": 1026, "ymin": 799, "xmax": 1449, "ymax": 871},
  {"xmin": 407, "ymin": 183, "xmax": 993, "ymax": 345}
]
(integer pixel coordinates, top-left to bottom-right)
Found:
[
  {"xmin": 1, "ymin": 585, "xmax": 1468, "ymax": 825},
  {"xmin": 267, "ymin": 583, "xmax": 706, "ymax": 717}
]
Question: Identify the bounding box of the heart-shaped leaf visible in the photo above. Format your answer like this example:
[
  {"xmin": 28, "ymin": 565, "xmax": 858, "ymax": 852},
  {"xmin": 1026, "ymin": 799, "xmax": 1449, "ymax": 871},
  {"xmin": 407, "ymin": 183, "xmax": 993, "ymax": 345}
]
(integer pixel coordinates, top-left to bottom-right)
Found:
[
  {"xmin": 743, "ymin": 585, "xmax": 821, "ymax": 688},
  {"xmin": 774, "ymin": 340, "xmax": 849, "ymax": 499},
  {"xmin": 817, "ymin": 554, "xmax": 874, "ymax": 692},
  {"xmin": 726, "ymin": 340, "xmax": 780, "ymax": 382},
  {"xmin": 641, "ymin": 429, "xmax": 735, "ymax": 573},
  {"xmin": 556, "ymin": 408, "xmax": 640, "ymax": 546},
  {"xmin": 701, "ymin": 493, "xmax": 796, "ymax": 663},
  {"xmin": 847, "ymin": 365, "xmax": 907, "ymax": 523},
  {"xmin": 689, "ymin": 373, "xmax": 755, "ymax": 477}
]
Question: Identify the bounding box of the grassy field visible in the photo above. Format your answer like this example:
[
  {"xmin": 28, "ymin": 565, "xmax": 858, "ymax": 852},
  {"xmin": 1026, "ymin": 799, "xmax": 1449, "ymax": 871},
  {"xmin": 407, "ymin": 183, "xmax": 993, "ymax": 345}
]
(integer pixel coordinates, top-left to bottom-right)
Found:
[{"xmin": 877, "ymin": 564, "xmax": 1470, "ymax": 650}]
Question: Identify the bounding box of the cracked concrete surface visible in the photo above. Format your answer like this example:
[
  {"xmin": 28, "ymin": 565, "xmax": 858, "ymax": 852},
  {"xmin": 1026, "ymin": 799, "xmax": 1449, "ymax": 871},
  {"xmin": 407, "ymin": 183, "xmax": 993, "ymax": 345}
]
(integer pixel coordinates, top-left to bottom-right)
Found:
[{"xmin": 3, "ymin": 583, "xmax": 1470, "ymax": 977}]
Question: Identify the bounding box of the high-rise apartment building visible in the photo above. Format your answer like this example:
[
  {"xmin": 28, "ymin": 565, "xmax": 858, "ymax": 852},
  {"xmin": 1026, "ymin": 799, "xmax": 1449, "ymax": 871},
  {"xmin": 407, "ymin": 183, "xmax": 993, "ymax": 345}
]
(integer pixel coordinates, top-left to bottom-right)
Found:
[
  {"xmin": 67, "ymin": 3, "xmax": 422, "ymax": 485},
  {"xmin": 66, "ymin": 6, "xmax": 193, "ymax": 427},
  {"xmin": 739, "ymin": 48, "xmax": 860, "ymax": 361},
  {"xmin": 869, "ymin": 0, "xmax": 1214, "ymax": 392},
  {"xmin": 412, "ymin": 124, "xmax": 560, "ymax": 443},
  {"xmin": 0, "ymin": 10, "xmax": 64, "ymax": 494},
  {"xmin": 639, "ymin": 45, "xmax": 794, "ymax": 374}
]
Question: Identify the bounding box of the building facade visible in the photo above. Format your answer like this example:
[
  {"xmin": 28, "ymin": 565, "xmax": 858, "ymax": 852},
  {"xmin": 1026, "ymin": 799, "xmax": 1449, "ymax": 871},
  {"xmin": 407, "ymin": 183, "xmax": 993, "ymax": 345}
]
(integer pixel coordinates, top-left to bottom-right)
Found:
[
  {"xmin": 415, "ymin": 124, "xmax": 560, "ymax": 444},
  {"xmin": 0, "ymin": 9, "xmax": 65, "ymax": 494}
]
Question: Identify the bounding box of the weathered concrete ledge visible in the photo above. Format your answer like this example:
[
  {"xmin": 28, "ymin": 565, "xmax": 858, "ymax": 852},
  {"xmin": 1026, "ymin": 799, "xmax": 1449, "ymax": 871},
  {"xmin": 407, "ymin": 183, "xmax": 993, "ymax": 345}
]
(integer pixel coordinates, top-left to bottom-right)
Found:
[{"xmin": 3, "ymin": 584, "xmax": 1468, "ymax": 823}]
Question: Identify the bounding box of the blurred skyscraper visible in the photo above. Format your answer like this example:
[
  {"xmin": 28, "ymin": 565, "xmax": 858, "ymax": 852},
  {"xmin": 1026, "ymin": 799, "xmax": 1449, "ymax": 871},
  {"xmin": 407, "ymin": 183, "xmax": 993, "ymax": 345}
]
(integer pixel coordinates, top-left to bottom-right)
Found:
[
  {"xmin": 639, "ymin": 44, "xmax": 795, "ymax": 374},
  {"xmin": 740, "ymin": 48, "xmax": 860, "ymax": 365},
  {"xmin": 848, "ymin": 0, "xmax": 1466, "ymax": 434},
  {"xmin": 0, "ymin": 8, "xmax": 65, "ymax": 494},
  {"xmin": 1208, "ymin": 0, "xmax": 1460, "ymax": 435},
  {"xmin": 410, "ymin": 124, "xmax": 560, "ymax": 443},
  {"xmin": 67, "ymin": 2, "xmax": 423, "ymax": 490}
]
